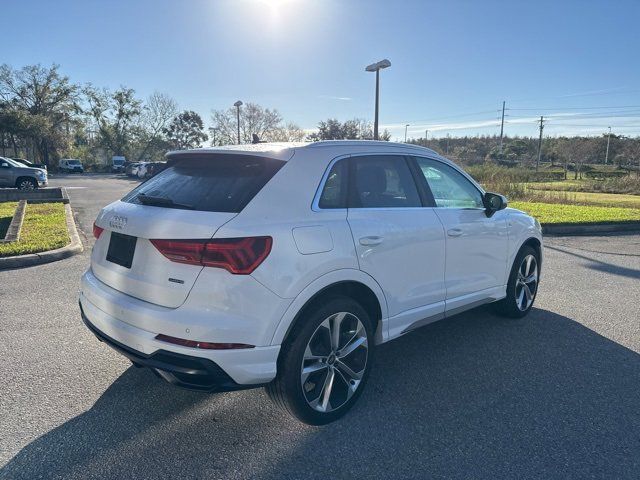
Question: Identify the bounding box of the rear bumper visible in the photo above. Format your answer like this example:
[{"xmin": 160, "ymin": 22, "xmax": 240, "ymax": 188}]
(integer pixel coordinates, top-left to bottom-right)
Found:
[
  {"xmin": 78, "ymin": 274, "xmax": 282, "ymax": 387},
  {"xmin": 80, "ymin": 303, "xmax": 253, "ymax": 392}
]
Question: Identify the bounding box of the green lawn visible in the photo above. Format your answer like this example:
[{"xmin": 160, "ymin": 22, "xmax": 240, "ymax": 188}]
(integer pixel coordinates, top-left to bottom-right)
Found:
[
  {"xmin": 0, "ymin": 202, "xmax": 18, "ymax": 240},
  {"xmin": 0, "ymin": 202, "xmax": 70, "ymax": 257},
  {"xmin": 521, "ymin": 188, "xmax": 640, "ymax": 209},
  {"xmin": 511, "ymin": 201, "xmax": 640, "ymax": 225}
]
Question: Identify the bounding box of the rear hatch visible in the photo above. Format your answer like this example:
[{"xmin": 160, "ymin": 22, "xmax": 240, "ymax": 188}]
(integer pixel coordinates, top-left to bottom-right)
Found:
[{"xmin": 91, "ymin": 153, "xmax": 286, "ymax": 308}]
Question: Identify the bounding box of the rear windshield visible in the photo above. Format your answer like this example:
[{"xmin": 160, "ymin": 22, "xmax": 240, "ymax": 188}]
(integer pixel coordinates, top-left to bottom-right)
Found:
[{"xmin": 122, "ymin": 155, "xmax": 285, "ymax": 213}]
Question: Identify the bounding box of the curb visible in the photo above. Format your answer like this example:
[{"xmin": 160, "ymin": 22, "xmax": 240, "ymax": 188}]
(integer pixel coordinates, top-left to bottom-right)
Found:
[
  {"xmin": 543, "ymin": 221, "xmax": 640, "ymax": 236},
  {"xmin": 0, "ymin": 200, "xmax": 27, "ymax": 243},
  {"xmin": 0, "ymin": 203, "xmax": 84, "ymax": 270}
]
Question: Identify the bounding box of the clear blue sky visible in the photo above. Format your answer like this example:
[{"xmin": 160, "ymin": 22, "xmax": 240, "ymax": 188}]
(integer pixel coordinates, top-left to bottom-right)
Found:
[{"xmin": 4, "ymin": 0, "xmax": 640, "ymax": 140}]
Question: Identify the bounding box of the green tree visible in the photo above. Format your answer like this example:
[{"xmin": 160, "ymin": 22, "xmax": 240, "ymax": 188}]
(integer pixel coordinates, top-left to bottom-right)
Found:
[
  {"xmin": 164, "ymin": 111, "xmax": 208, "ymax": 149},
  {"xmin": 0, "ymin": 64, "xmax": 80, "ymax": 165},
  {"xmin": 84, "ymin": 86, "xmax": 142, "ymax": 158},
  {"xmin": 308, "ymin": 118, "xmax": 389, "ymax": 141}
]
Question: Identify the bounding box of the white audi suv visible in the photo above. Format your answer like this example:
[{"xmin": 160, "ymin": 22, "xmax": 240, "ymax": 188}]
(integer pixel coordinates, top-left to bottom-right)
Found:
[{"xmin": 80, "ymin": 141, "xmax": 542, "ymax": 424}]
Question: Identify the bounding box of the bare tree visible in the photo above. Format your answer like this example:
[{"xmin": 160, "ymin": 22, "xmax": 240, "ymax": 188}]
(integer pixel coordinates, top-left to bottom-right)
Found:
[
  {"xmin": 133, "ymin": 92, "xmax": 178, "ymax": 160},
  {"xmin": 270, "ymin": 122, "xmax": 307, "ymax": 142},
  {"xmin": 210, "ymin": 102, "xmax": 287, "ymax": 144}
]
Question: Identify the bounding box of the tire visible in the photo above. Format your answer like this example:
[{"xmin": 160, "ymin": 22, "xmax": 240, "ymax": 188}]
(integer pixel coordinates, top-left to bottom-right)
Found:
[
  {"xmin": 16, "ymin": 177, "xmax": 37, "ymax": 190},
  {"xmin": 494, "ymin": 245, "xmax": 540, "ymax": 318},
  {"xmin": 266, "ymin": 295, "xmax": 375, "ymax": 425}
]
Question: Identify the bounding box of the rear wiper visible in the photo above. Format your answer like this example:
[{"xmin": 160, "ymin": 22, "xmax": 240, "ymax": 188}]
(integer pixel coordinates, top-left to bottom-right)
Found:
[{"xmin": 136, "ymin": 193, "xmax": 195, "ymax": 210}]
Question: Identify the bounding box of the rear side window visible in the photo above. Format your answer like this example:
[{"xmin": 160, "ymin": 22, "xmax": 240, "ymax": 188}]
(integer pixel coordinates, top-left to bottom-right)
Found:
[
  {"xmin": 350, "ymin": 156, "xmax": 421, "ymax": 208},
  {"xmin": 122, "ymin": 155, "xmax": 285, "ymax": 213},
  {"xmin": 318, "ymin": 160, "xmax": 348, "ymax": 209}
]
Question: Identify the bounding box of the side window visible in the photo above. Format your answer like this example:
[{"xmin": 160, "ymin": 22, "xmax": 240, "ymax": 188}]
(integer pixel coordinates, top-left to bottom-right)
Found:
[
  {"xmin": 414, "ymin": 157, "xmax": 484, "ymax": 208},
  {"xmin": 318, "ymin": 160, "xmax": 347, "ymax": 209},
  {"xmin": 350, "ymin": 156, "xmax": 421, "ymax": 208}
]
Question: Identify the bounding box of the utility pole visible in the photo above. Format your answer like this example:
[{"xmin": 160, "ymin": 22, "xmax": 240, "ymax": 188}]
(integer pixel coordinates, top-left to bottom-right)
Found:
[
  {"xmin": 425, "ymin": 129, "xmax": 428, "ymax": 142},
  {"xmin": 605, "ymin": 126, "xmax": 611, "ymax": 164},
  {"xmin": 446, "ymin": 133, "xmax": 450, "ymax": 155},
  {"xmin": 536, "ymin": 116, "xmax": 545, "ymax": 171},
  {"xmin": 404, "ymin": 124, "xmax": 409, "ymax": 142},
  {"xmin": 499, "ymin": 100, "xmax": 506, "ymax": 158}
]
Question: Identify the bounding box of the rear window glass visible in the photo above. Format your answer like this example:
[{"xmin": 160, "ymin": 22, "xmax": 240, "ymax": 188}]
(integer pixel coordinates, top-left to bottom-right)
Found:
[{"xmin": 122, "ymin": 155, "xmax": 285, "ymax": 213}]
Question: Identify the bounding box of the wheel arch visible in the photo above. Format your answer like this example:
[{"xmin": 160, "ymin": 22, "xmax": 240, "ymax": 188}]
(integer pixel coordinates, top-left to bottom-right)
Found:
[
  {"xmin": 520, "ymin": 236, "xmax": 542, "ymax": 268},
  {"xmin": 270, "ymin": 270, "xmax": 388, "ymax": 348}
]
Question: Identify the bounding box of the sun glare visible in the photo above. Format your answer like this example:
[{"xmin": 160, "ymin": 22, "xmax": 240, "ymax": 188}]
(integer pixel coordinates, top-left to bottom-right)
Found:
[{"xmin": 254, "ymin": 0, "xmax": 297, "ymax": 14}]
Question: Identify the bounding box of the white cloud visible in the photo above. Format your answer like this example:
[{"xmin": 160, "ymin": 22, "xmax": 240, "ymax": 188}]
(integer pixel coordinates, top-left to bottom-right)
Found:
[{"xmin": 318, "ymin": 95, "xmax": 352, "ymax": 101}]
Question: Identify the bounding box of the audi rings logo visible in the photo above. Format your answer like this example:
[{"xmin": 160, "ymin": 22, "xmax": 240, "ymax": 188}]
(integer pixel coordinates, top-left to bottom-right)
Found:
[{"xmin": 109, "ymin": 215, "xmax": 128, "ymax": 230}]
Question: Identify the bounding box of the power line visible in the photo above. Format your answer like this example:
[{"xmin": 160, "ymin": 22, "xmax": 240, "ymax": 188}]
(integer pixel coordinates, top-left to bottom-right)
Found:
[{"xmin": 508, "ymin": 104, "xmax": 640, "ymax": 111}]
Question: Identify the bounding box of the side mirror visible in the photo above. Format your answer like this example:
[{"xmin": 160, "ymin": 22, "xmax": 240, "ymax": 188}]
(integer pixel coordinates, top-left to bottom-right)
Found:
[{"xmin": 483, "ymin": 192, "xmax": 507, "ymax": 217}]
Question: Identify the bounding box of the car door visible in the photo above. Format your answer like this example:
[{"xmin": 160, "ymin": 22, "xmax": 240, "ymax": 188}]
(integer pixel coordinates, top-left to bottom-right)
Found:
[
  {"xmin": 342, "ymin": 154, "xmax": 446, "ymax": 338},
  {"xmin": 0, "ymin": 159, "xmax": 13, "ymax": 187},
  {"xmin": 410, "ymin": 156, "xmax": 509, "ymax": 314}
]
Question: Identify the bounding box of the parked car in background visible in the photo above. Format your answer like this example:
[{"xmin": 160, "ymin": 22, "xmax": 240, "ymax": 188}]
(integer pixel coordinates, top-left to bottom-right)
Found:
[
  {"xmin": 125, "ymin": 162, "xmax": 140, "ymax": 177},
  {"xmin": 0, "ymin": 156, "xmax": 48, "ymax": 189},
  {"xmin": 136, "ymin": 162, "xmax": 150, "ymax": 179},
  {"xmin": 144, "ymin": 162, "xmax": 168, "ymax": 178},
  {"xmin": 112, "ymin": 156, "xmax": 126, "ymax": 173},
  {"xmin": 59, "ymin": 158, "xmax": 84, "ymax": 173},
  {"xmin": 12, "ymin": 158, "xmax": 47, "ymax": 171},
  {"xmin": 81, "ymin": 141, "xmax": 543, "ymax": 425}
]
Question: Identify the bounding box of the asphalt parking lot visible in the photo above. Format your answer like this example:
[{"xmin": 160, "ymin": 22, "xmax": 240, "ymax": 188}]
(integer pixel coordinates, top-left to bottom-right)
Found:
[{"xmin": 1, "ymin": 174, "xmax": 639, "ymax": 479}]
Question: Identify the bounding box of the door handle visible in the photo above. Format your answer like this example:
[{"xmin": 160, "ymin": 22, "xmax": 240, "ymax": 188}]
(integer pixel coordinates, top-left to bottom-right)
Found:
[
  {"xmin": 359, "ymin": 236, "xmax": 384, "ymax": 246},
  {"xmin": 447, "ymin": 228, "xmax": 463, "ymax": 237}
]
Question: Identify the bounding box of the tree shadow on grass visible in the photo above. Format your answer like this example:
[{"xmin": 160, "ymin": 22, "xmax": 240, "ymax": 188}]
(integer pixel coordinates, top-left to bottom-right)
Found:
[{"xmin": 2, "ymin": 308, "xmax": 639, "ymax": 479}]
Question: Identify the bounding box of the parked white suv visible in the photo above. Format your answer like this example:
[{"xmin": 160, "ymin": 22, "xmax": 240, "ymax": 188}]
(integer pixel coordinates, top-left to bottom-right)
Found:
[{"xmin": 80, "ymin": 141, "xmax": 542, "ymax": 424}]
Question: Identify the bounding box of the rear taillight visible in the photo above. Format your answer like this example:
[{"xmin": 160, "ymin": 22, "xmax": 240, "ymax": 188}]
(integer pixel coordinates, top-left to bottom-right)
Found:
[
  {"xmin": 155, "ymin": 333, "xmax": 254, "ymax": 350},
  {"xmin": 93, "ymin": 222, "xmax": 104, "ymax": 239},
  {"xmin": 150, "ymin": 236, "xmax": 272, "ymax": 274}
]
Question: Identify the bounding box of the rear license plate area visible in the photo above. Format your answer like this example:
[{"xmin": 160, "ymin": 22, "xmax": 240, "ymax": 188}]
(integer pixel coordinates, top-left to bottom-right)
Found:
[{"xmin": 107, "ymin": 232, "xmax": 137, "ymax": 269}]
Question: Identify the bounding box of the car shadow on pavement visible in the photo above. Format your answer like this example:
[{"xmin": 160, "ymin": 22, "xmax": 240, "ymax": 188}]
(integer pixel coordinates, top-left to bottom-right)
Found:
[
  {"xmin": 545, "ymin": 244, "xmax": 640, "ymax": 280},
  {"xmin": 2, "ymin": 307, "xmax": 640, "ymax": 479}
]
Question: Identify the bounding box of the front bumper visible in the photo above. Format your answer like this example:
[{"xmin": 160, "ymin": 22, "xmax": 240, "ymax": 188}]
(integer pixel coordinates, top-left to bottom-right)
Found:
[
  {"xmin": 38, "ymin": 179, "xmax": 48, "ymax": 187},
  {"xmin": 80, "ymin": 303, "xmax": 254, "ymax": 392}
]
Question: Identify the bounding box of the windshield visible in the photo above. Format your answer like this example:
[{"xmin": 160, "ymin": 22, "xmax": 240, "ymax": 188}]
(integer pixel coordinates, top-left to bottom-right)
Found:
[
  {"xmin": 122, "ymin": 155, "xmax": 285, "ymax": 213},
  {"xmin": 67, "ymin": 160, "xmax": 81, "ymax": 165},
  {"xmin": 3, "ymin": 158, "xmax": 21, "ymax": 167},
  {"xmin": 114, "ymin": 159, "xmax": 125, "ymax": 165}
]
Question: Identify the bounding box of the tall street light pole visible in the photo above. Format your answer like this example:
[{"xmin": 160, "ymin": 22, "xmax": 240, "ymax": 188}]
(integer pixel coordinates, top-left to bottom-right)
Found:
[
  {"xmin": 404, "ymin": 124, "xmax": 410, "ymax": 142},
  {"xmin": 365, "ymin": 59, "xmax": 391, "ymax": 140},
  {"xmin": 234, "ymin": 100, "xmax": 243, "ymax": 145}
]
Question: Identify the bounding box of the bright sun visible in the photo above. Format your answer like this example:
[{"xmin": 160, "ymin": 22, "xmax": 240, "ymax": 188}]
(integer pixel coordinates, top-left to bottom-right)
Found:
[{"xmin": 255, "ymin": 0, "xmax": 297, "ymax": 12}]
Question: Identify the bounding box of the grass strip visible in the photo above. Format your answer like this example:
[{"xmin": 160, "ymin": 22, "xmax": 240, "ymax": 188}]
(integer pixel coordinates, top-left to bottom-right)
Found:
[
  {"xmin": 511, "ymin": 201, "xmax": 640, "ymax": 225},
  {"xmin": 0, "ymin": 202, "xmax": 69, "ymax": 258},
  {"xmin": 0, "ymin": 202, "xmax": 18, "ymax": 240}
]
